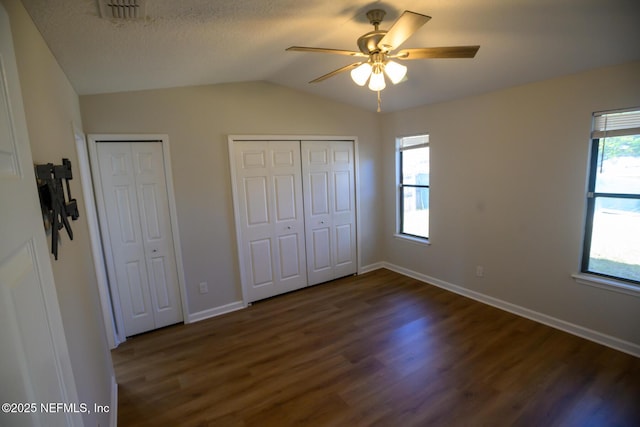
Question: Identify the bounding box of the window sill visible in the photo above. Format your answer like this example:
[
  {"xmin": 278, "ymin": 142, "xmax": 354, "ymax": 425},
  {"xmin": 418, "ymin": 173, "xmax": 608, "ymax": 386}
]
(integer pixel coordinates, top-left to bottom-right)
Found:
[
  {"xmin": 394, "ymin": 233, "xmax": 430, "ymax": 246},
  {"xmin": 572, "ymin": 273, "xmax": 640, "ymax": 298}
]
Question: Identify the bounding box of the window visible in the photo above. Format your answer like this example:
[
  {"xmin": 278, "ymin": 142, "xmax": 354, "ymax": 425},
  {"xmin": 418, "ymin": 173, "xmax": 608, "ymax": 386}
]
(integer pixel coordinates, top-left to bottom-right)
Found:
[
  {"xmin": 398, "ymin": 134, "xmax": 430, "ymax": 240},
  {"xmin": 582, "ymin": 108, "xmax": 640, "ymax": 284}
]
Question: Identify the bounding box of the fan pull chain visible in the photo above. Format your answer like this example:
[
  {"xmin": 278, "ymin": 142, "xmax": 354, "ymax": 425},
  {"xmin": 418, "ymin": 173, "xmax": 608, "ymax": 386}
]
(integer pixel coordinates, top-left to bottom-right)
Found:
[{"xmin": 377, "ymin": 91, "xmax": 381, "ymax": 113}]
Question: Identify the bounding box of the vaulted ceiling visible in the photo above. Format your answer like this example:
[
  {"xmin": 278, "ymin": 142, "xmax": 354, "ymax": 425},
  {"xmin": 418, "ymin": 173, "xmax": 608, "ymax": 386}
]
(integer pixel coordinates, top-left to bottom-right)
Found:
[{"xmin": 20, "ymin": 0, "xmax": 640, "ymax": 112}]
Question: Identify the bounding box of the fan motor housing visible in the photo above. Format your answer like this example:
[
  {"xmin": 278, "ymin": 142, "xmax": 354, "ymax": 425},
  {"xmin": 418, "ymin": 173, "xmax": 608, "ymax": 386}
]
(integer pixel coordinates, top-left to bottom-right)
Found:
[{"xmin": 357, "ymin": 30, "xmax": 387, "ymax": 54}]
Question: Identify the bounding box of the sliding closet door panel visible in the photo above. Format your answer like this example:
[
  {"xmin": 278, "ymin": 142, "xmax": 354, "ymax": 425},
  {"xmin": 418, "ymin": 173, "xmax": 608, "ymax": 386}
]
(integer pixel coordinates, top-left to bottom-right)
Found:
[
  {"xmin": 132, "ymin": 143, "xmax": 183, "ymax": 328},
  {"xmin": 330, "ymin": 142, "xmax": 357, "ymax": 278},
  {"xmin": 270, "ymin": 141, "xmax": 306, "ymax": 293},
  {"xmin": 302, "ymin": 141, "xmax": 357, "ymax": 285},
  {"xmin": 96, "ymin": 143, "xmax": 154, "ymax": 336},
  {"xmin": 235, "ymin": 141, "xmax": 306, "ymax": 302},
  {"xmin": 302, "ymin": 144, "xmax": 333, "ymax": 285},
  {"xmin": 237, "ymin": 143, "xmax": 275, "ymax": 301}
]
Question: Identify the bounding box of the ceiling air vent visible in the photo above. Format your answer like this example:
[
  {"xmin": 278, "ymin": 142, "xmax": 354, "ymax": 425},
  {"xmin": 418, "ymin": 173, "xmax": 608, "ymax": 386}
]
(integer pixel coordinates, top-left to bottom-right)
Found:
[{"xmin": 98, "ymin": 0, "xmax": 147, "ymax": 20}]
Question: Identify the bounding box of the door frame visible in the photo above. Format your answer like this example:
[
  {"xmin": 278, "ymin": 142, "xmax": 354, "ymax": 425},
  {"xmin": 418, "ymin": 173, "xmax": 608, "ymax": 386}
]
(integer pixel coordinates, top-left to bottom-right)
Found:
[
  {"xmin": 86, "ymin": 134, "xmax": 189, "ymax": 345},
  {"xmin": 74, "ymin": 125, "xmax": 118, "ymax": 348},
  {"xmin": 228, "ymin": 135, "xmax": 362, "ymax": 306}
]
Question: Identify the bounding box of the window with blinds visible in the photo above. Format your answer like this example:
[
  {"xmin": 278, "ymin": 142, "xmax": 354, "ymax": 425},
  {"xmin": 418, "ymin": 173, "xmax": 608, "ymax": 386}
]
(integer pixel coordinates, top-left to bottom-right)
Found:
[
  {"xmin": 398, "ymin": 134, "xmax": 430, "ymax": 240},
  {"xmin": 582, "ymin": 107, "xmax": 640, "ymax": 284}
]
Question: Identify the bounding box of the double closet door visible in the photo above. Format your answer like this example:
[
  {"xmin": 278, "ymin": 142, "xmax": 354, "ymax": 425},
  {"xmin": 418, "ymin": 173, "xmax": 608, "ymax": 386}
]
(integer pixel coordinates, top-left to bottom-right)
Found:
[
  {"xmin": 94, "ymin": 142, "xmax": 183, "ymax": 337},
  {"xmin": 232, "ymin": 139, "xmax": 357, "ymax": 303}
]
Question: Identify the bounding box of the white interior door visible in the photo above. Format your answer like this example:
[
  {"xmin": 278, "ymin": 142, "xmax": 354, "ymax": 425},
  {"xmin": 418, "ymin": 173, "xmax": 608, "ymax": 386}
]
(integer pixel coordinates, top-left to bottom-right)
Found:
[
  {"xmin": 233, "ymin": 140, "xmax": 307, "ymax": 302},
  {"xmin": 302, "ymin": 141, "xmax": 357, "ymax": 285},
  {"xmin": 95, "ymin": 141, "xmax": 182, "ymax": 336},
  {"xmin": 0, "ymin": 4, "xmax": 80, "ymax": 426}
]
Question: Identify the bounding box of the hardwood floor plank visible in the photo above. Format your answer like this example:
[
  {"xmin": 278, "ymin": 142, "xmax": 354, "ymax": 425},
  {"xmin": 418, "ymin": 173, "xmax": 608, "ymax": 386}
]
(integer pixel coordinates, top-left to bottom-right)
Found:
[{"xmin": 113, "ymin": 269, "xmax": 640, "ymax": 426}]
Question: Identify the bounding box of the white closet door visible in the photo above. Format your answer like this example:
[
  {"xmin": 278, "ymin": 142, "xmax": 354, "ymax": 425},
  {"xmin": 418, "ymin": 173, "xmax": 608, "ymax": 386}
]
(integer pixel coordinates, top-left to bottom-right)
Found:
[
  {"xmin": 302, "ymin": 141, "xmax": 357, "ymax": 285},
  {"xmin": 130, "ymin": 143, "xmax": 183, "ymax": 328},
  {"xmin": 234, "ymin": 140, "xmax": 307, "ymax": 302},
  {"xmin": 0, "ymin": 4, "xmax": 80, "ymax": 425},
  {"xmin": 96, "ymin": 142, "xmax": 182, "ymax": 336}
]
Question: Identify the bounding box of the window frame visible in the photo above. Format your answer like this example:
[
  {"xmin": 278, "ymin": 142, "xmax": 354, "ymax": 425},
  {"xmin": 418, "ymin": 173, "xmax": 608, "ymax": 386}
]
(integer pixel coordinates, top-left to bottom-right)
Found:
[
  {"xmin": 579, "ymin": 108, "xmax": 640, "ymax": 287},
  {"xmin": 396, "ymin": 135, "xmax": 430, "ymax": 242}
]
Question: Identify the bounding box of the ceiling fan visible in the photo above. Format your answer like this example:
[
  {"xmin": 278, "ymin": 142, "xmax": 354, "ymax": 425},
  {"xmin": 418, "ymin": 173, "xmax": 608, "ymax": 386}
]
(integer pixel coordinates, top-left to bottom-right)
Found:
[{"xmin": 286, "ymin": 9, "xmax": 480, "ymax": 111}]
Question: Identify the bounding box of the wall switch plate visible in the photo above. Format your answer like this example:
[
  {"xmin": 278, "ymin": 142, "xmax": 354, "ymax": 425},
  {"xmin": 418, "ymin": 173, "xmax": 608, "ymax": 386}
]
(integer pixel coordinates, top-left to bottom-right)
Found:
[
  {"xmin": 199, "ymin": 282, "xmax": 209, "ymax": 294},
  {"xmin": 475, "ymin": 266, "xmax": 484, "ymax": 277}
]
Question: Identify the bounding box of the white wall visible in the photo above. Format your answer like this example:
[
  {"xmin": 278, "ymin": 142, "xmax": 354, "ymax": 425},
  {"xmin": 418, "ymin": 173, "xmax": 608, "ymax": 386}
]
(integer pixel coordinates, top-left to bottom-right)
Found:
[
  {"xmin": 2, "ymin": 0, "xmax": 114, "ymax": 425},
  {"xmin": 381, "ymin": 61, "xmax": 640, "ymax": 348},
  {"xmin": 80, "ymin": 83, "xmax": 383, "ymax": 316}
]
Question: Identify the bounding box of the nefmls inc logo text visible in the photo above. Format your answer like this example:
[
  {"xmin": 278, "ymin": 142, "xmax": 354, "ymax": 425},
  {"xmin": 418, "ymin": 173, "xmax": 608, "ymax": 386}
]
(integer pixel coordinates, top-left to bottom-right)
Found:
[
  {"xmin": 2, "ymin": 402, "xmax": 110, "ymax": 414},
  {"xmin": 41, "ymin": 402, "xmax": 89, "ymax": 413}
]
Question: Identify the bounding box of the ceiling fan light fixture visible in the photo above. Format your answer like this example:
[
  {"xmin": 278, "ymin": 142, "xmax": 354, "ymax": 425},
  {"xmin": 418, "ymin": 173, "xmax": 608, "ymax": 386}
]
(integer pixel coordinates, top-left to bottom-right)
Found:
[
  {"xmin": 351, "ymin": 62, "xmax": 372, "ymax": 86},
  {"xmin": 286, "ymin": 9, "xmax": 479, "ymax": 111},
  {"xmin": 368, "ymin": 69, "xmax": 386, "ymax": 91},
  {"xmin": 384, "ymin": 60, "xmax": 407, "ymax": 84}
]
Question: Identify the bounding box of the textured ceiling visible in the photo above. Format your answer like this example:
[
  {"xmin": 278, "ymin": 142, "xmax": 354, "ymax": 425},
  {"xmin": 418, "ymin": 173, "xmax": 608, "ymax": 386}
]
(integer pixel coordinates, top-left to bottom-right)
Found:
[{"xmin": 19, "ymin": 0, "xmax": 640, "ymax": 112}]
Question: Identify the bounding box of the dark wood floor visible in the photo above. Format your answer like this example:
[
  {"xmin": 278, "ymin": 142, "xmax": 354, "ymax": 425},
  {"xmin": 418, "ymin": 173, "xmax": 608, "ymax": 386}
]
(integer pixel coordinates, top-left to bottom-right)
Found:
[{"xmin": 112, "ymin": 269, "xmax": 640, "ymax": 426}]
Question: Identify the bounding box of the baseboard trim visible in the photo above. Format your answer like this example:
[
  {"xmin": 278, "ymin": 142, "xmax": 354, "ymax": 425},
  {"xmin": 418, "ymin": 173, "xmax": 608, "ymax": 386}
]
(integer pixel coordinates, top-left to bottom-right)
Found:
[
  {"xmin": 382, "ymin": 262, "xmax": 640, "ymax": 358},
  {"xmin": 187, "ymin": 301, "xmax": 245, "ymax": 323},
  {"xmin": 359, "ymin": 262, "xmax": 385, "ymax": 274},
  {"xmin": 110, "ymin": 374, "xmax": 117, "ymax": 427}
]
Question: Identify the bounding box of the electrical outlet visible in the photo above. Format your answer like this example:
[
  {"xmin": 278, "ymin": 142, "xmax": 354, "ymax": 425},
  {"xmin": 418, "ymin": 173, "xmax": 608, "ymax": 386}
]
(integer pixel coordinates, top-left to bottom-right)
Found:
[
  {"xmin": 475, "ymin": 266, "xmax": 484, "ymax": 277},
  {"xmin": 198, "ymin": 282, "xmax": 209, "ymax": 294}
]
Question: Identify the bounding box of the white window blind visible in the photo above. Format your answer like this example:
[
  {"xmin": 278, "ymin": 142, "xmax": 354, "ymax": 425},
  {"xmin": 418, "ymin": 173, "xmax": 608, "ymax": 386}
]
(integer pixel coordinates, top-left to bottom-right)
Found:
[
  {"xmin": 592, "ymin": 108, "xmax": 640, "ymax": 138},
  {"xmin": 399, "ymin": 134, "xmax": 429, "ymax": 151}
]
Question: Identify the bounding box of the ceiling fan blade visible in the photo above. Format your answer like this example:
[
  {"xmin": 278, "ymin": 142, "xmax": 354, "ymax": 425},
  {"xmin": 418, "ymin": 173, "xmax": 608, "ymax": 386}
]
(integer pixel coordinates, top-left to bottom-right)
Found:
[
  {"xmin": 395, "ymin": 46, "xmax": 480, "ymax": 59},
  {"xmin": 286, "ymin": 46, "xmax": 367, "ymax": 57},
  {"xmin": 309, "ymin": 62, "xmax": 363, "ymax": 83},
  {"xmin": 377, "ymin": 11, "xmax": 431, "ymax": 52}
]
